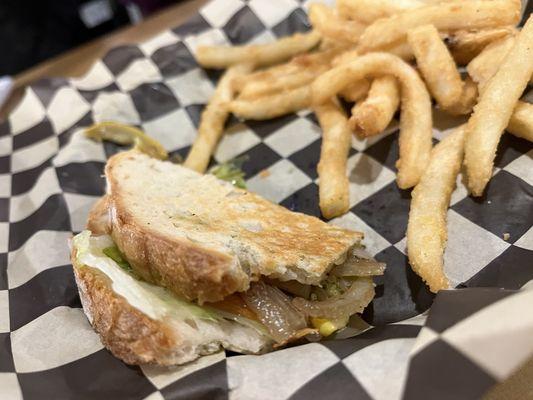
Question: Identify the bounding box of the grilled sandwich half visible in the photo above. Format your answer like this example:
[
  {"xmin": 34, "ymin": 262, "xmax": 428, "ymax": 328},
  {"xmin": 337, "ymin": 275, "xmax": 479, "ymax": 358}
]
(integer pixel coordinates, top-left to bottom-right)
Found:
[{"xmin": 71, "ymin": 150, "xmax": 385, "ymax": 365}]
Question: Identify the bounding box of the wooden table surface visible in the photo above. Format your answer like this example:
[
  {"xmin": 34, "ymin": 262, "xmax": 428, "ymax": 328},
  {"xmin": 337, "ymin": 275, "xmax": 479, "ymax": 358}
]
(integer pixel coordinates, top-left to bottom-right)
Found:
[{"xmin": 0, "ymin": 0, "xmax": 207, "ymax": 120}]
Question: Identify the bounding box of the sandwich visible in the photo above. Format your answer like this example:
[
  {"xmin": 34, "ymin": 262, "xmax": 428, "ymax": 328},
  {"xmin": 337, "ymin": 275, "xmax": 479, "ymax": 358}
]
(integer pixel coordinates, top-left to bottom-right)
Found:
[{"xmin": 70, "ymin": 150, "xmax": 385, "ymax": 366}]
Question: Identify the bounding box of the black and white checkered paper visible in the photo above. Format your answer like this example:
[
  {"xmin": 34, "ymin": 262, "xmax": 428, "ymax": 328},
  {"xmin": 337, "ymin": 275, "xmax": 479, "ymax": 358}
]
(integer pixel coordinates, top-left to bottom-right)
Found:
[{"xmin": 1, "ymin": 1, "xmax": 532, "ymax": 399}]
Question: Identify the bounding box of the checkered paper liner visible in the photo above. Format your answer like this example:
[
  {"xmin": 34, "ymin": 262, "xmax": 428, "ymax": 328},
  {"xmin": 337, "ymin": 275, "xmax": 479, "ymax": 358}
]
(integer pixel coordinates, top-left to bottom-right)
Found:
[{"xmin": 1, "ymin": 0, "xmax": 532, "ymax": 399}]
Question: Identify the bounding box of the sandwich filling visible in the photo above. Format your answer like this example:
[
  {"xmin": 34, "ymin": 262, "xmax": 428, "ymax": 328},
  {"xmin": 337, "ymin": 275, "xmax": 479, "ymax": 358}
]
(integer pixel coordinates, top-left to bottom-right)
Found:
[{"xmin": 72, "ymin": 230, "xmax": 384, "ymax": 344}]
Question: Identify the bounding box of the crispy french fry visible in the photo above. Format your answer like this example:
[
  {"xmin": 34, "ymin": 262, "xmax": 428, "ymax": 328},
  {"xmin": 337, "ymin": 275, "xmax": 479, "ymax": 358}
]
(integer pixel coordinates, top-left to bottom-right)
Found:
[
  {"xmin": 407, "ymin": 125, "xmax": 466, "ymax": 293},
  {"xmin": 339, "ymin": 80, "xmax": 371, "ymax": 102},
  {"xmin": 229, "ymin": 85, "xmax": 311, "ymax": 120},
  {"xmin": 331, "ymin": 49, "xmax": 372, "ymax": 102},
  {"xmin": 337, "ymin": 0, "xmax": 424, "ymax": 24},
  {"xmin": 184, "ymin": 63, "xmax": 253, "ymax": 172},
  {"xmin": 232, "ymin": 63, "xmax": 300, "ymax": 92},
  {"xmin": 507, "ymin": 101, "xmax": 533, "ymax": 142},
  {"xmin": 309, "ymin": 3, "xmax": 366, "ymax": 44},
  {"xmin": 446, "ymin": 77, "xmax": 478, "ymax": 116},
  {"xmin": 358, "ymin": 1, "xmax": 520, "ymax": 53},
  {"xmin": 349, "ymin": 76, "xmax": 400, "ymax": 137},
  {"xmin": 196, "ymin": 31, "xmax": 321, "ymax": 69},
  {"xmin": 447, "ymin": 26, "xmax": 516, "ymax": 65},
  {"xmin": 467, "ymin": 35, "xmax": 516, "ymax": 92},
  {"xmin": 238, "ymin": 64, "xmax": 328, "ymax": 100},
  {"xmin": 464, "ymin": 15, "xmax": 533, "ymax": 196},
  {"xmin": 332, "ymin": 49, "xmax": 359, "ymax": 67},
  {"xmin": 466, "ymin": 34, "xmax": 533, "ymax": 93},
  {"xmin": 290, "ymin": 46, "xmax": 348, "ymax": 67},
  {"xmin": 408, "ymin": 24, "xmax": 476, "ymax": 114},
  {"xmin": 232, "ymin": 46, "xmax": 343, "ymax": 93},
  {"xmin": 315, "ymin": 99, "xmax": 351, "ymax": 219},
  {"xmin": 467, "ymin": 36, "xmax": 533, "ymax": 142},
  {"xmin": 379, "ymin": 41, "xmax": 415, "ymax": 61},
  {"xmin": 312, "ymin": 52, "xmax": 432, "ymax": 189}
]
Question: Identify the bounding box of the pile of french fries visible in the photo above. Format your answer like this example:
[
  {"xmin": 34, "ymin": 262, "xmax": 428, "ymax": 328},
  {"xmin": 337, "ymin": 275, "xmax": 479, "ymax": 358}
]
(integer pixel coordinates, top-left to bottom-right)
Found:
[{"xmin": 185, "ymin": 0, "xmax": 533, "ymax": 293}]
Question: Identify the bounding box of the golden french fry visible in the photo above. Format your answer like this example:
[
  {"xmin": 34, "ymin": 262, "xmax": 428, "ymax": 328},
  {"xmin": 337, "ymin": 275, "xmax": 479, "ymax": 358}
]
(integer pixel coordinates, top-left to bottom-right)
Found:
[
  {"xmin": 232, "ymin": 63, "xmax": 300, "ymax": 92},
  {"xmin": 467, "ymin": 35, "xmax": 533, "ymax": 90},
  {"xmin": 349, "ymin": 76, "xmax": 400, "ymax": 137},
  {"xmin": 229, "ymin": 85, "xmax": 311, "ymax": 120},
  {"xmin": 332, "ymin": 49, "xmax": 359, "ymax": 67},
  {"xmin": 467, "ymin": 35, "xmax": 516, "ymax": 92},
  {"xmin": 309, "ymin": 3, "xmax": 366, "ymax": 44},
  {"xmin": 464, "ymin": 15, "xmax": 533, "ymax": 196},
  {"xmin": 196, "ymin": 31, "xmax": 321, "ymax": 69},
  {"xmin": 407, "ymin": 125, "xmax": 466, "ymax": 293},
  {"xmin": 233, "ymin": 46, "xmax": 346, "ymax": 93},
  {"xmin": 379, "ymin": 41, "xmax": 415, "ymax": 61},
  {"xmin": 447, "ymin": 26, "xmax": 516, "ymax": 65},
  {"xmin": 358, "ymin": 1, "xmax": 520, "ymax": 53},
  {"xmin": 184, "ymin": 63, "xmax": 253, "ymax": 172},
  {"xmin": 507, "ymin": 101, "xmax": 533, "ymax": 142},
  {"xmin": 339, "ymin": 80, "xmax": 371, "ymax": 103},
  {"xmin": 312, "ymin": 52, "xmax": 432, "ymax": 189},
  {"xmin": 290, "ymin": 46, "xmax": 348, "ymax": 67},
  {"xmin": 315, "ymin": 99, "xmax": 352, "ymax": 219},
  {"xmin": 408, "ymin": 24, "xmax": 476, "ymax": 114},
  {"xmin": 319, "ymin": 36, "xmax": 354, "ymax": 50},
  {"xmin": 467, "ymin": 36, "xmax": 533, "ymax": 141},
  {"xmin": 238, "ymin": 64, "xmax": 328, "ymax": 100},
  {"xmin": 446, "ymin": 77, "xmax": 478, "ymax": 116},
  {"xmin": 337, "ymin": 0, "xmax": 424, "ymax": 24},
  {"xmin": 332, "ymin": 49, "xmax": 372, "ymax": 102}
]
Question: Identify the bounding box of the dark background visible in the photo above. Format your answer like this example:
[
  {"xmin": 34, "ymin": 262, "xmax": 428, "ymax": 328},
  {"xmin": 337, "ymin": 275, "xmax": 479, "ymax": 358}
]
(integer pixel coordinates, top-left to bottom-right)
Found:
[{"xmin": 0, "ymin": 0, "xmax": 177, "ymax": 76}]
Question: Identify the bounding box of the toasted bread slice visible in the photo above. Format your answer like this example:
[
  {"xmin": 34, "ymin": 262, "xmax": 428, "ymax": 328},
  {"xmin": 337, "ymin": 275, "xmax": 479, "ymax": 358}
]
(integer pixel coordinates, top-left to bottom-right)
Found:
[
  {"xmin": 87, "ymin": 195, "xmax": 110, "ymax": 235},
  {"xmin": 103, "ymin": 150, "xmax": 363, "ymax": 303},
  {"xmin": 71, "ymin": 232, "xmax": 272, "ymax": 365}
]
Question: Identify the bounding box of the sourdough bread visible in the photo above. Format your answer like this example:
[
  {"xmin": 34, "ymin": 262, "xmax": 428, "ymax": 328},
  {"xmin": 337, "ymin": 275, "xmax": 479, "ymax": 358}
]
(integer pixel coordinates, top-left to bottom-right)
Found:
[
  {"xmin": 72, "ymin": 232, "xmax": 272, "ymax": 365},
  {"xmin": 104, "ymin": 150, "xmax": 363, "ymax": 303}
]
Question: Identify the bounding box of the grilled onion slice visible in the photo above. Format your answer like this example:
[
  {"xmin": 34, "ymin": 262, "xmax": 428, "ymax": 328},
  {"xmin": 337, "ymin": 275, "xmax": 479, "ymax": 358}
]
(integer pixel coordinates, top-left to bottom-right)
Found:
[
  {"xmin": 243, "ymin": 281, "xmax": 307, "ymax": 343},
  {"xmin": 292, "ymin": 277, "xmax": 375, "ymax": 319}
]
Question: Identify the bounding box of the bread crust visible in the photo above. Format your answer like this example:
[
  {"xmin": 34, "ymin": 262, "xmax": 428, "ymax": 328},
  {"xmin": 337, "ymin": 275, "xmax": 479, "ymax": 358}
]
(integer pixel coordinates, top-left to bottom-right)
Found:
[
  {"xmin": 72, "ymin": 249, "xmax": 183, "ymax": 365},
  {"xmin": 105, "ymin": 152, "xmax": 250, "ymax": 303},
  {"xmin": 87, "ymin": 195, "xmax": 110, "ymax": 235}
]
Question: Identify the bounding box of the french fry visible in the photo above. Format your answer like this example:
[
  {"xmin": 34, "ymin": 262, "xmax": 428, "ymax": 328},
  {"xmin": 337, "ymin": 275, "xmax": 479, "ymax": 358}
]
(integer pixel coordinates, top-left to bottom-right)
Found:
[
  {"xmin": 447, "ymin": 26, "xmax": 516, "ymax": 65},
  {"xmin": 196, "ymin": 31, "xmax": 321, "ymax": 69},
  {"xmin": 232, "ymin": 46, "xmax": 343, "ymax": 94},
  {"xmin": 309, "ymin": 3, "xmax": 366, "ymax": 44},
  {"xmin": 407, "ymin": 125, "xmax": 466, "ymax": 293},
  {"xmin": 339, "ymin": 80, "xmax": 371, "ymax": 103},
  {"xmin": 349, "ymin": 76, "xmax": 400, "ymax": 137},
  {"xmin": 467, "ymin": 35, "xmax": 516, "ymax": 92},
  {"xmin": 312, "ymin": 52, "xmax": 432, "ymax": 189},
  {"xmin": 379, "ymin": 41, "xmax": 415, "ymax": 61},
  {"xmin": 467, "ymin": 36, "xmax": 533, "ymax": 142},
  {"xmin": 184, "ymin": 63, "xmax": 253, "ymax": 172},
  {"xmin": 238, "ymin": 64, "xmax": 328, "ymax": 100},
  {"xmin": 229, "ymin": 85, "xmax": 312, "ymax": 120},
  {"xmin": 332, "ymin": 49, "xmax": 360, "ymax": 67},
  {"xmin": 408, "ymin": 24, "xmax": 476, "ymax": 114},
  {"xmin": 447, "ymin": 77, "xmax": 478, "ymax": 116},
  {"xmin": 315, "ymin": 99, "xmax": 352, "ymax": 219},
  {"xmin": 331, "ymin": 49, "xmax": 372, "ymax": 102},
  {"xmin": 337, "ymin": 0, "xmax": 423, "ymax": 24},
  {"xmin": 464, "ymin": 15, "xmax": 533, "ymax": 196},
  {"xmin": 507, "ymin": 102, "xmax": 533, "ymax": 142},
  {"xmin": 232, "ymin": 63, "xmax": 300, "ymax": 92},
  {"xmin": 358, "ymin": 1, "xmax": 520, "ymax": 53}
]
